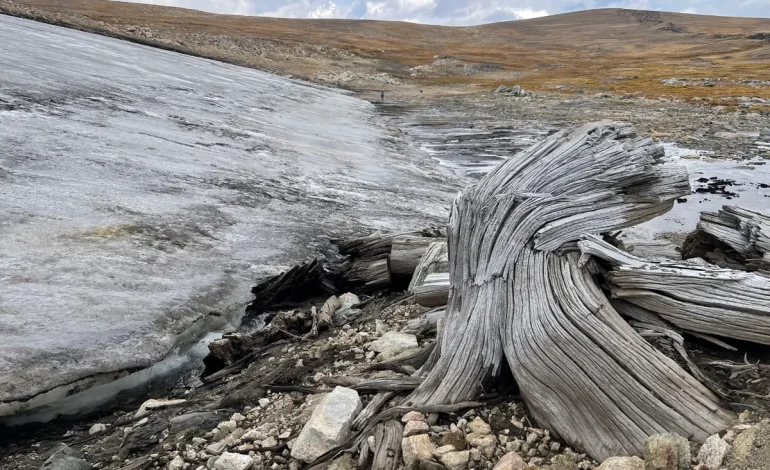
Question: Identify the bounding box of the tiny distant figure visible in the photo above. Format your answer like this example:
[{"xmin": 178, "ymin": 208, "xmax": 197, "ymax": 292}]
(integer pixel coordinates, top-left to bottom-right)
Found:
[
  {"xmin": 420, "ymin": 90, "xmax": 423, "ymax": 93},
  {"xmin": 380, "ymin": 90, "xmax": 384, "ymax": 101}
]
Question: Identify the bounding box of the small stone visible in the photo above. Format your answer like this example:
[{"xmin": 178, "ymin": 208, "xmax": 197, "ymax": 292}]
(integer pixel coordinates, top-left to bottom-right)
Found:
[
  {"xmin": 213, "ymin": 452, "xmax": 254, "ymax": 470},
  {"xmin": 402, "ymin": 411, "xmax": 427, "ymax": 423},
  {"xmin": 258, "ymin": 398, "xmax": 270, "ymax": 408},
  {"xmin": 290, "ymin": 387, "xmax": 362, "ymax": 463},
  {"xmin": 492, "ymin": 452, "xmax": 527, "ymax": 470},
  {"xmin": 435, "ymin": 445, "xmax": 457, "ymax": 457},
  {"xmin": 135, "ymin": 398, "xmax": 187, "ymax": 418},
  {"xmin": 279, "ymin": 430, "xmax": 291, "ymax": 439},
  {"xmin": 696, "ymin": 434, "xmax": 730, "ymax": 469},
  {"xmin": 402, "ymin": 434, "xmax": 436, "ymax": 466},
  {"xmin": 225, "ymin": 428, "xmax": 246, "ymax": 446},
  {"xmin": 369, "ymin": 331, "xmax": 419, "ymax": 360},
  {"xmin": 466, "ymin": 433, "xmax": 497, "ymax": 458},
  {"xmin": 643, "ymin": 433, "xmax": 690, "ymax": 470},
  {"xmin": 241, "ymin": 429, "xmax": 264, "ymax": 442},
  {"xmin": 549, "ymin": 454, "xmax": 579, "ymax": 470},
  {"xmin": 404, "ymin": 421, "xmax": 430, "ymax": 437},
  {"xmin": 442, "ymin": 430, "xmax": 467, "ymax": 451},
  {"xmin": 168, "ymin": 456, "xmax": 186, "ymax": 470},
  {"xmin": 467, "ymin": 417, "xmax": 492, "ymax": 435},
  {"xmin": 39, "ymin": 444, "xmax": 91, "ymax": 470},
  {"xmin": 206, "ymin": 442, "xmax": 227, "ymax": 455},
  {"xmin": 440, "ymin": 450, "xmax": 471, "ymax": 470},
  {"xmin": 338, "ymin": 292, "xmax": 360, "ymax": 310},
  {"xmin": 597, "ymin": 456, "xmax": 645, "ymax": 470},
  {"xmin": 88, "ymin": 423, "xmax": 107, "ymax": 435},
  {"xmin": 375, "ymin": 319, "xmax": 389, "ymax": 336},
  {"xmin": 528, "ymin": 457, "xmax": 544, "ymax": 467},
  {"xmin": 261, "ymin": 437, "xmax": 278, "ymax": 448}
]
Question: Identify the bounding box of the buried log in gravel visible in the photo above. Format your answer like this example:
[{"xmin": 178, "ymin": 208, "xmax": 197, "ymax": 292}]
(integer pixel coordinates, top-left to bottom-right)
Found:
[{"xmin": 402, "ymin": 122, "xmax": 732, "ymax": 461}]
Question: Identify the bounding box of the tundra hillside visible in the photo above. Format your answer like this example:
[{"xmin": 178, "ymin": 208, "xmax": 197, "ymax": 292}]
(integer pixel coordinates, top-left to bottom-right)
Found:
[{"xmin": 1, "ymin": 0, "xmax": 770, "ymax": 107}]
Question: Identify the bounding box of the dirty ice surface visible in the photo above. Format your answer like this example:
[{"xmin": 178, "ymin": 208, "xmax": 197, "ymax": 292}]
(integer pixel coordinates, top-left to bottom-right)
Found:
[{"xmin": 0, "ymin": 16, "xmax": 458, "ymax": 415}]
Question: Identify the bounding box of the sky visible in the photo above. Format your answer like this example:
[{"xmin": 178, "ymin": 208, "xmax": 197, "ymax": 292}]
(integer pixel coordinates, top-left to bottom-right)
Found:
[{"xmin": 124, "ymin": 0, "xmax": 770, "ymax": 25}]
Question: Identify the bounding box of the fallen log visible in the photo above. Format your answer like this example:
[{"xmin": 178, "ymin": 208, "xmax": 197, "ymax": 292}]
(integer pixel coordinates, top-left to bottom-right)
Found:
[
  {"xmin": 412, "ymin": 272, "xmax": 449, "ymax": 307},
  {"xmin": 683, "ymin": 205, "xmax": 770, "ymax": 274},
  {"xmin": 408, "ymin": 240, "xmax": 449, "ymax": 292},
  {"xmin": 581, "ymin": 235, "xmax": 770, "ymax": 345},
  {"xmin": 402, "ymin": 122, "xmax": 731, "ymax": 461},
  {"xmin": 246, "ymin": 259, "xmax": 331, "ymax": 315},
  {"xmin": 337, "ymin": 257, "xmax": 392, "ymax": 290},
  {"xmin": 389, "ymin": 235, "xmax": 438, "ymax": 277}
]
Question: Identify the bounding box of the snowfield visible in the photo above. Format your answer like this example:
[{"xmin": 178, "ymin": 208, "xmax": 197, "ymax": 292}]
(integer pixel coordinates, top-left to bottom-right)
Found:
[{"xmin": 0, "ymin": 15, "xmax": 457, "ymax": 416}]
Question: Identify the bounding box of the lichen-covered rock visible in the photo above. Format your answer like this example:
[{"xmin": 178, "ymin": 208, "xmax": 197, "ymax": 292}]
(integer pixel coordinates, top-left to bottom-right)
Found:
[
  {"xmin": 369, "ymin": 331, "xmax": 418, "ymax": 360},
  {"xmin": 404, "ymin": 420, "xmax": 430, "ymax": 437},
  {"xmin": 466, "ymin": 433, "xmax": 497, "ymax": 458},
  {"xmin": 403, "ymin": 434, "xmax": 436, "ymax": 466},
  {"xmin": 697, "ymin": 434, "xmax": 730, "ymax": 469},
  {"xmin": 492, "ymin": 451, "xmax": 527, "ymax": 470},
  {"xmin": 290, "ymin": 387, "xmax": 362, "ymax": 463},
  {"xmin": 643, "ymin": 433, "xmax": 690, "ymax": 470},
  {"xmin": 440, "ymin": 450, "xmax": 471, "ymax": 470},
  {"xmin": 727, "ymin": 420, "xmax": 770, "ymax": 470},
  {"xmin": 598, "ymin": 456, "xmax": 645, "ymax": 470},
  {"xmin": 402, "ymin": 411, "xmax": 427, "ymax": 423},
  {"xmin": 549, "ymin": 454, "xmax": 579, "ymax": 470},
  {"xmin": 213, "ymin": 452, "xmax": 254, "ymax": 470},
  {"xmin": 467, "ymin": 417, "xmax": 492, "ymax": 435}
]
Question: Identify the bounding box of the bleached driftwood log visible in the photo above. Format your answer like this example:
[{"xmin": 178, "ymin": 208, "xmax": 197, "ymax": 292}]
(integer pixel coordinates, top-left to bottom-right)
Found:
[
  {"xmin": 622, "ymin": 239, "xmax": 680, "ymax": 261},
  {"xmin": 412, "ymin": 273, "xmax": 450, "ymax": 307},
  {"xmin": 581, "ymin": 235, "xmax": 770, "ymax": 345},
  {"xmin": 403, "ymin": 122, "xmax": 731, "ymax": 461},
  {"xmin": 408, "ymin": 240, "xmax": 449, "ymax": 292},
  {"xmin": 390, "ymin": 235, "xmax": 438, "ymax": 276},
  {"xmin": 338, "ymin": 257, "xmax": 392, "ymax": 290},
  {"xmin": 683, "ymin": 205, "xmax": 770, "ymax": 274}
]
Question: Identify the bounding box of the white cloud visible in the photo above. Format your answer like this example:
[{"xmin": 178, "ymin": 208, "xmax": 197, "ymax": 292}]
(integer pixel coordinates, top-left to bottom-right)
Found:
[
  {"xmin": 308, "ymin": 0, "xmax": 339, "ymax": 17},
  {"xmin": 512, "ymin": 7, "xmax": 549, "ymax": 19},
  {"xmin": 119, "ymin": 0, "xmax": 770, "ymax": 24}
]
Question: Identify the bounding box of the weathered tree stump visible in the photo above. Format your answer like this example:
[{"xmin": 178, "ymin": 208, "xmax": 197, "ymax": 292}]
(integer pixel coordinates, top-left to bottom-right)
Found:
[{"xmin": 403, "ymin": 122, "xmax": 732, "ymax": 461}]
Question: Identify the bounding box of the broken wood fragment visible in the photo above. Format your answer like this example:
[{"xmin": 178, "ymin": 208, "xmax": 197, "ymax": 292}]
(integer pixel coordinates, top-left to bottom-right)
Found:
[
  {"xmin": 582, "ymin": 235, "xmax": 770, "ymax": 345},
  {"xmin": 408, "ymin": 240, "xmax": 449, "ymax": 292},
  {"xmin": 412, "ymin": 272, "xmax": 449, "ymax": 307},
  {"xmin": 390, "ymin": 235, "xmax": 438, "ymax": 277},
  {"xmin": 371, "ymin": 420, "xmax": 403, "ymax": 470}
]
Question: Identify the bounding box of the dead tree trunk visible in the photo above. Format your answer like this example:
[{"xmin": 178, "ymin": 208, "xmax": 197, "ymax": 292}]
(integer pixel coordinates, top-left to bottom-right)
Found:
[
  {"xmin": 390, "ymin": 235, "xmax": 438, "ymax": 277},
  {"xmin": 403, "ymin": 122, "xmax": 732, "ymax": 461}
]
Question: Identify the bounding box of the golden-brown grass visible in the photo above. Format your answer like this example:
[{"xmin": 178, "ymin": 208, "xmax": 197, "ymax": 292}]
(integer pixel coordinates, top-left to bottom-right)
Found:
[{"xmin": 4, "ymin": 0, "xmax": 770, "ymax": 100}]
